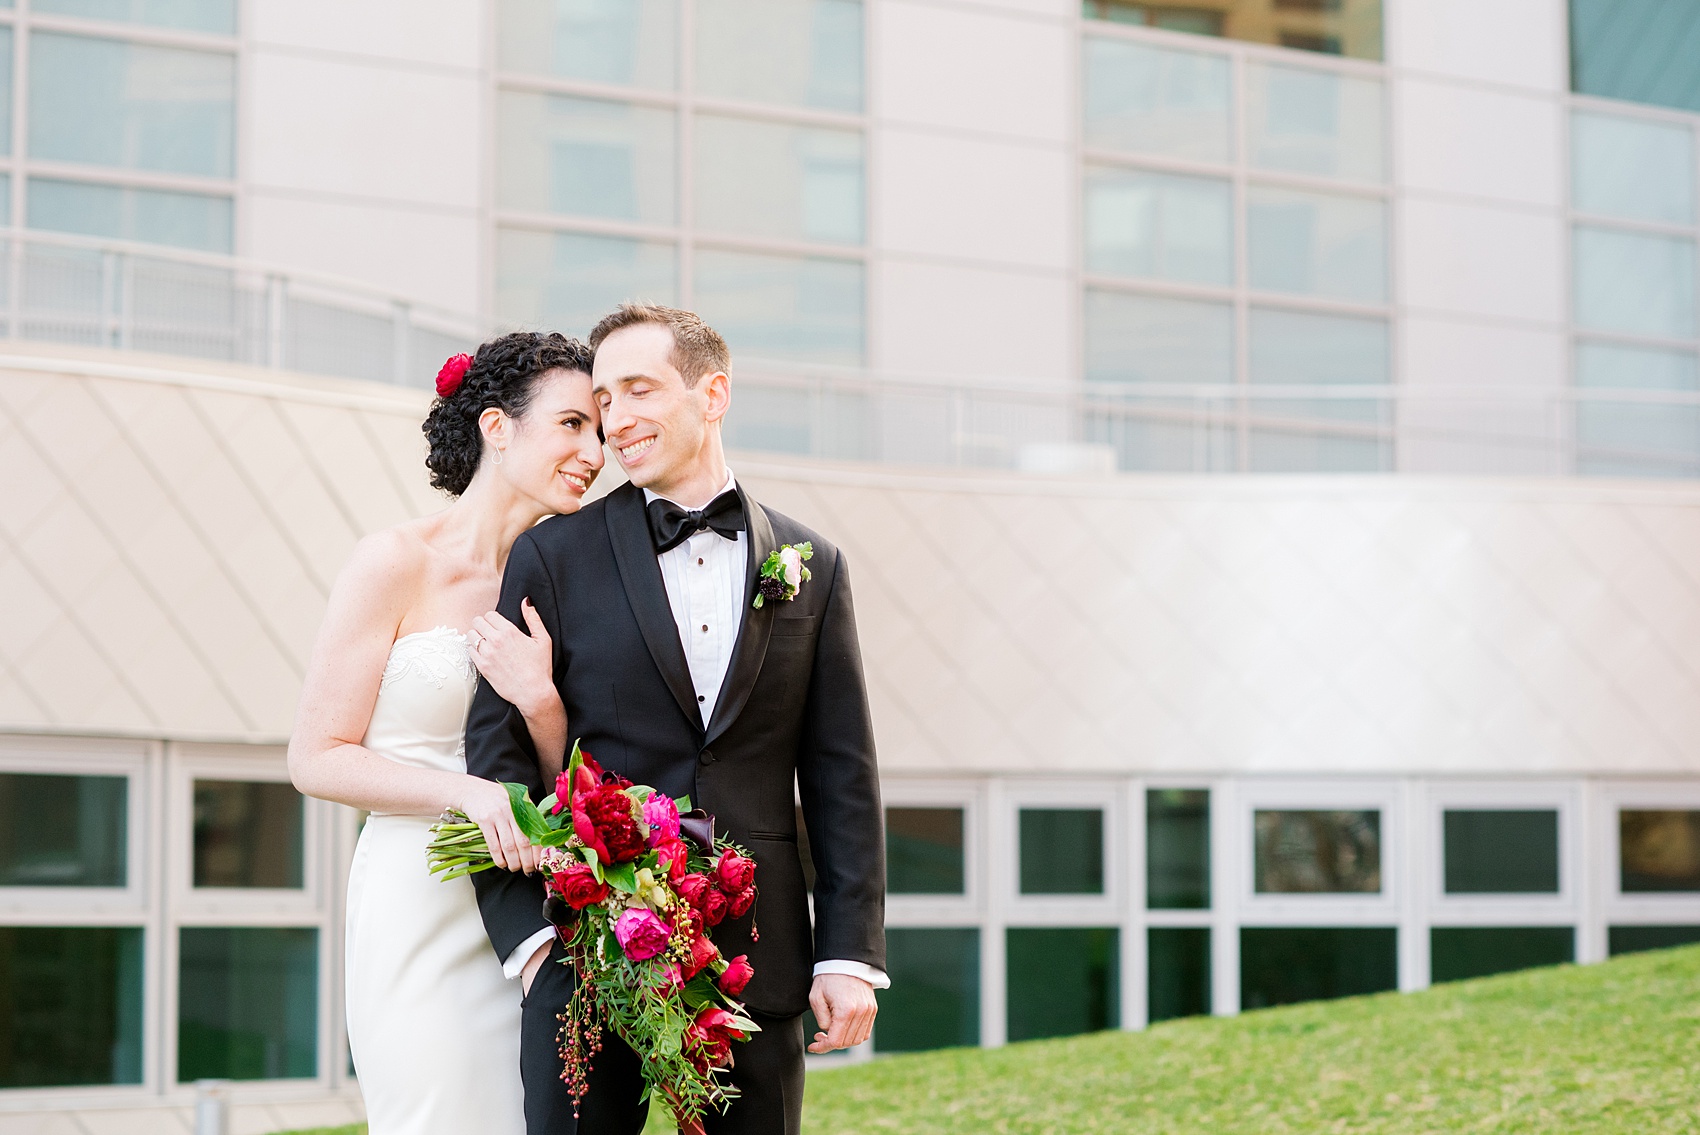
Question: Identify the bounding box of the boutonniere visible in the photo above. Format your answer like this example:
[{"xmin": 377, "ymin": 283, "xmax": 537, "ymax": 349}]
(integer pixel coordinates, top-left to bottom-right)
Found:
[{"xmin": 754, "ymin": 542, "xmax": 812, "ymax": 607}]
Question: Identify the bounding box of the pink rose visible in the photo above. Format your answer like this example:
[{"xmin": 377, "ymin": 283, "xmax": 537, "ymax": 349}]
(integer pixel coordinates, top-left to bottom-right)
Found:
[
  {"xmin": 714, "ymin": 849, "xmax": 756, "ymax": 894},
  {"xmin": 613, "ymin": 908, "xmax": 671, "ymax": 962},
  {"xmin": 717, "ymin": 954, "xmax": 753, "ymax": 997},
  {"xmin": 653, "ymin": 837, "xmax": 691, "ymax": 881},
  {"xmin": 654, "ymin": 961, "xmax": 685, "ymax": 995},
  {"xmin": 702, "ymin": 886, "xmax": 729, "ymax": 927},
  {"xmin": 643, "ymin": 796, "xmax": 681, "ymax": 845},
  {"xmin": 728, "ymin": 884, "xmax": 756, "ymax": 919},
  {"xmin": 675, "ymin": 872, "xmax": 713, "ymax": 912}
]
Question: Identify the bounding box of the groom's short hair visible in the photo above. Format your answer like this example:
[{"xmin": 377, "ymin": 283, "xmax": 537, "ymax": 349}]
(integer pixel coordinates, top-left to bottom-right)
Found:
[{"xmin": 588, "ymin": 303, "xmax": 730, "ymax": 388}]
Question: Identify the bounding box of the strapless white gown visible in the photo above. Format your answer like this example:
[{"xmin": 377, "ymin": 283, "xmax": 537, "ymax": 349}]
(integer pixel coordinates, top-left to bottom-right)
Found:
[{"xmin": 345, "ymin": 627, "xmax": 525, "ymax": 1135}]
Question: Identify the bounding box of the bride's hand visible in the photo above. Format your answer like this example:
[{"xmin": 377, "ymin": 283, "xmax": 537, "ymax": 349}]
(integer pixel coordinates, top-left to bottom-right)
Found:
[
  {"xmin": 470, "ymin": 600, "xmax": 555, "ymax": 716},
  {"xmin": 457, "ymin": 776, "xmax": 539, "ymax": 875}
]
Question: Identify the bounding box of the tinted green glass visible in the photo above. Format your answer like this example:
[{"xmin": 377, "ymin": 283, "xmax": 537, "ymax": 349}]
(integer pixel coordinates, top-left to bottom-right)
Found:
[
  {"xmin": 1608, "ymin": 924, "xmax": 1700, "ymax": 956},
  {"xmin": 1239, "ymin": 927, "xmax": 1396, "ymax": 1010},
  {"xmin": 1444, "ymin": 810, "xmax": 1559, "ymax": 894},
  {"xmin": 1254, "ymin": 810, "xmax": 1380, "ymax": 893},
  {"xmin": 1620, "ymin": 810, "xmax": 1700, "ymax": 892},
  {"xmin": 1570, "ymin": 0, "xmax": 1700, "ymax": 114},
  {"xmin": 0, "ymin": 773, "xmax": 127, "ymax": 887},
  {"xmin": 1019, "ymin": 809, "xmax": 1104, "ymax": 895},
  {"xmin": 33, "ymin": 0, "xmax": 234, "ymax": 33},
  {"xmin": 886, "ymin": 807, "xmax": 964, "ymax": 894},
  {"xmin": 874, "ymin": 928, "xmax": 978, "ymax": 1052},
  {"xmin": 1147, "ymin": 927, "xmax": 1210, "ymax": 1023},
  {"xmin": 1006, "ymin": 927, "xmax": 1119, "ymax": 1041},
  {"xmin": 1147, "ymin": 789, "xmax": 1209, "ymax": 909},
  {"xmin": 1430, "ymin": 927, "xmax": 1573, "ymax": 984},
  {"xmin": 178, "ymin": 927, "xmax": 317, "ymax": 1081},
  {"xmin": 0, "ymin": 926, "xmax": 142, "ymax": 1087},
  {"xmin": 193, "ymin": 780, "xmax": 304, "ymax": 889}
]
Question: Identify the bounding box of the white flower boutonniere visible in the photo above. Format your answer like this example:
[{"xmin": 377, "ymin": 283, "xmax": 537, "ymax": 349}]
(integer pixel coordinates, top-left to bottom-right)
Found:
[{"xmin": 753, "ymin": 542, "xmax": 813, "ymax": 608}]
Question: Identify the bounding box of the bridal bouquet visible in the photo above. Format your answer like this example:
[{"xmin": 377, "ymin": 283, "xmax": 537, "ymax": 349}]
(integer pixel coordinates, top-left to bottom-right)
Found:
[{"xmin": 426, "ymin": 743, "xmax": 760, "ymax": 1130}]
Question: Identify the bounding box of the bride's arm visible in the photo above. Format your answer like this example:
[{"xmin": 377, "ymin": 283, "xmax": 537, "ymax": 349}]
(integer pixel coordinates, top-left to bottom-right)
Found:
[
  {"xmin": 470, "ymin": 600, "xmax": 569, "ymax": 783},
  {"xmin": 287, "ymin": 531, "xmax": 538, "ymax": 873}
]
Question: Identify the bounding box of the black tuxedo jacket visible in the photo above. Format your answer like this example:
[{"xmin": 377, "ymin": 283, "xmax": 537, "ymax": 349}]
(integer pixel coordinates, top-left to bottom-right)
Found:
[{"xmin": 466, "ymin": 480, "xmax": 885, "ymax": 1016}]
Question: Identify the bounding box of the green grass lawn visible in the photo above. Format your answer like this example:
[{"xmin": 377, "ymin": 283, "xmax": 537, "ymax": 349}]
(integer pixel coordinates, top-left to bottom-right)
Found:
[{"xmin": 279, "ymin": 944, "xmax": 1700, "ymax": 1135}]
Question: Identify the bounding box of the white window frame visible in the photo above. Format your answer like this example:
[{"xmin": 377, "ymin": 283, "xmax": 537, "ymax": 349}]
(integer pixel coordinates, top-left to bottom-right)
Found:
[{"xmin": 1593, "ymin": 779, "xmax": 1700, "ymax": 934}]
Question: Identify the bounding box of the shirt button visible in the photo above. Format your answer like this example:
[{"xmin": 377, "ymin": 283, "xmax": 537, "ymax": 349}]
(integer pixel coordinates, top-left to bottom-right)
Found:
[
  {"xmin": 701, "ymin": 624, "xmax": 709, "ymax": 633},
  {"xmin": 697, "ymin": 695, "xmax": 705, "ymax": 703},
  {"xmin": 698, "ymin": 558, "xmax": 705, "ymax": 566}
]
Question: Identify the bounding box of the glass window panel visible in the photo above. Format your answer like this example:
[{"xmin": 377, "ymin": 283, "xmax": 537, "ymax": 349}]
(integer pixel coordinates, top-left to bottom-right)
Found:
[
  {"xmin": 692, "ymin": 249, "xmax": 863, "ymax": 365},
  {"xmin": 497, "ymin": 92, "xmax": 676, "ymax": 225},
  {"xmin": 1085, "ymin": 289, "xmax": 1234, "ymax": 386},
  {"xmin": 497, "ymin": 0, "xmax": 677, "ymax": 89},
  {"xmin": 695, "ymin": 0, "xmax": 862, "ymax": 112},
  {"xmin": 178, "ymin": 927, "xmax": 318, "ymax": 1081},
  {"xmin": 1147, "ymin": 789, "xmax": 1209, "ymax": 910},
  {"xmin": 28, "ymin": 178, "xmax": 233, "ymax": 253},
  {"xmin": 1083, "ymin": 37, "xmax": 1232, "ymax": 163},
  {"xmin": 694, "ymin": 116, "xmax": 862, "ymax": 245},
  {"xmin": 30, "ymin": 34, "xmax": 235, "ymax": 178},
  {"xmin": 1254, "ymin": 809, "xmax": 1380, "ymax": 893},
  {"xmin": 496, "ymin": 228, "xmax": 676, "ymax": 339},
  {"xmin": 0, "ymin": 773, "xmax": 127, "ymax": 887},
  {"xmin": 1019, "ymin": 808, "xmax": 1104, "ymax": 895},
  {"xmin": 1573, "ymin": 225, "xmax": 1698, "ymax": 339},
  {"xmin": 1574, "ymin": 343, "xmax": 1700, "ymax": 478},
  {"xmin": 720, "ymin": 384, "xmax": 873, "ymax": 461},
  {"xmin": 0, "ymin": 927, "xmax": 143, "ymax": 1088},
  {"xmin": 1006, "ymin": 927, "xmax": 1118, "ymax": 1041},
  {"xmin": 873, "ymin": 928, "xmax": 978, "ymax": 1052},
  {"xmin": 34, "ymin": 0, "xmax": 233, "ymax": 32},
  {"xmin": 1247, "ymin": 62, "xmax": 1385, "ymax": 182},
  {"xmin": 193, "ymin": 780, "xmax": 304, "ymax": 889},
  {"xmin": 1570, "ymin": 0, "xmax": 1700, "ymax": 115},
  {"xmin": 1147, "ymin": 926, "xmax": 1210, "ymax": 1023},
  {"xmin": 0, "ymin": 28, "xmax": 12, "ymax": 156},
  {"xmin": 1430, "ymin": 926, "xmax": 1573, "ymax": 984},
  {"xmin": 1239, "ymin": 926, "xmax": 1396, "ymax": 1010},
  {"xmin": 1085, "ymin": 0, "xmax": 1383, "ymax": 61},
  {"xmin": 1572, "ymin": 110, "xmax": 1695, "ymax": 225},
  {"xmin": 1620, "ymin": 810, "xmax": 1700, "ymax": 892},
  {"xmin": 1443, "ymin": 809, "xmax": 1560, "ymax": 894},
  {"xmin": 1608, "ymin": 924, "xmax": 1700, "ymax": 956},
  {"xmin": 886, "ymin": 807, "xmax": 964, "ymax": 894},
  {"xmin": 1248, "ymin": 187, "xmax": 1386, "ymax": 301},
  {"xmin": 1085, "ymin": 166, "xmax": 1232, "ymax": 286},
  {"xmin": 1248, "ymin": 308, "xmax": 1391, "ymax": 473}
]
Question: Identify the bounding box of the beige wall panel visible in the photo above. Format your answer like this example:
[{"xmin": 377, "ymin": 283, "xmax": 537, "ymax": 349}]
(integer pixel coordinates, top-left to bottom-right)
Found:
[
  {"xmin": 1395, "ymin": 77, "xmax": 1564, "ymax": 207},
  {"xmin": 1399, "ymin": 197, "xmax": 1565, "ymax": 325},
  {"xmin": 874, "ymin": 259, "xmax": 1073, "ymax": 384},
  {"xmin": 1386, "ymin": 0, "xmax": 1566, "ymax": 92},
  {"xmin": 248, "ymin": 0, "xmax": 482, "ymax": 69}
]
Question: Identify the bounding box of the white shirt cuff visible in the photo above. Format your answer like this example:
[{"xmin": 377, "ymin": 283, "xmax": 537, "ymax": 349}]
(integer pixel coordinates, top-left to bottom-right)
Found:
[
  {"xmin": 813, "ymin": 959, "xmax": 890, "ymax": 989},
  {"xmin": 503, "ymin": 928, "xmax": 557, "ymax": 980}
]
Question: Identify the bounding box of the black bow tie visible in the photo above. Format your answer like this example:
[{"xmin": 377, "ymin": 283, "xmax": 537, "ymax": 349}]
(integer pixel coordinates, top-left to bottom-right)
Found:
[{"xmin": 646, "ymin": 489, "xmax": 745, "ymax": 554}]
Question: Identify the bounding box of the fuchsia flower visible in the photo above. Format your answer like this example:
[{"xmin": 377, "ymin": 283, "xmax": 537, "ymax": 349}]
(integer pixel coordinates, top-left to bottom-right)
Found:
[
  {"xmin": 613, "ymin": 908, "xmax": 671, "ymax": 961},
  {"xmin": 435, "ymin": 353, "xmax": 473, "ymax": 397},
  {"xmin": 643, "ymin": 795, "xmax": 681, "ymax": 844},
  {"xmin": 717, "ymin": 954, "xmax": 753, "ymax": 997}
]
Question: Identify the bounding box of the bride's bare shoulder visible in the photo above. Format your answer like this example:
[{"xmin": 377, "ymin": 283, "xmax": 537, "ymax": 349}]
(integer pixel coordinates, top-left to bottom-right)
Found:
[{"xmin": 332, "ymin": 522, "xmax": 431, "ymax": 608}]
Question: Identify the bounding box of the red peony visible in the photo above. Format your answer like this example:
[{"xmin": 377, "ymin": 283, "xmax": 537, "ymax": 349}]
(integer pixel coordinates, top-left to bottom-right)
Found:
[
  {"xmin": 573, "ymin": 783, "xmax": 645, "ymax": 864},
  {"xmin": 683, "ymin": 933, "xmax": 720, "ymax": 981},
  {"xmin": 728, "ymin": 884, "xmax": 756, "ymax": 919},
  {"xmin": 435, "ymin": 353, "xmax": 473, "ymax": 398},
  {"xmin": 702, "ymin": 886, "xmax": 729, "ymax": 927},
  {"xmin": 717, "ymin": 954, "xmax": 753, "ymax": 997},
  {"xmin": 549, "ymin": 863, "xmax": 610, "ymax": 910},
  {"xmin": 714, "ymin": 849, "xmax": 756, "ymax": 894}
]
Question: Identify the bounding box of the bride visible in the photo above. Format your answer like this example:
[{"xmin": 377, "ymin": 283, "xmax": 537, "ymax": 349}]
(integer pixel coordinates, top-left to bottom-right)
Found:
[{"xmin": 288, "ymin": 333, "xmax": 600, "ymax": 1134}]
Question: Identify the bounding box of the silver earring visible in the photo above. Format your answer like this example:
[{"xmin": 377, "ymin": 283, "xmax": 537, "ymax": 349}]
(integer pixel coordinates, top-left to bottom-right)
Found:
[{"xmin": 493, "ymin": 448, "xmax": 504, "ymax": 466}]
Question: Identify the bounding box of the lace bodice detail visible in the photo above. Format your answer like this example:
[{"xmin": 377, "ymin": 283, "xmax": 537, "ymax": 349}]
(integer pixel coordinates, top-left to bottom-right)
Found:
[
  {"xmin": 381, "ymin": 626, "xmax": 476, "ymax": 690},
  {"xmin": 362, "ymin": 627, "xmax": 479, "ymax": 790}
]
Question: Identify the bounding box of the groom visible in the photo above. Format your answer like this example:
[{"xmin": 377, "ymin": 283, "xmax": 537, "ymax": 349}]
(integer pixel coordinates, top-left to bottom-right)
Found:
[{"xmin": 465, "ymin": 304, "xmax": 887, "ymax": 1135}]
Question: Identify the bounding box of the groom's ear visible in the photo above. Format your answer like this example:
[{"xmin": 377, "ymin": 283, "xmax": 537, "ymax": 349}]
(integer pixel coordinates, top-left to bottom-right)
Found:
[{"xmin": 701, "ymin": 370, "xmax": 732, "ymax": 425}]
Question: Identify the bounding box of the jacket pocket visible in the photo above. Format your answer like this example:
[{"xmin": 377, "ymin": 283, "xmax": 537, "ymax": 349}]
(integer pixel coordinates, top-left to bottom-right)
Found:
[{"xmin": 770, "ymin": 614, "xmax": 817, "ymax": 637}]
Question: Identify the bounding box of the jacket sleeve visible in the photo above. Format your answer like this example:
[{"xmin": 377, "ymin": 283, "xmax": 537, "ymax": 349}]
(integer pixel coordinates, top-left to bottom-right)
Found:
[
  {"xmin": 467, "ymin": 530, "xmax": 557, "ymax": 961},
  {"xmin": 795, "ymin": 548, "xmax": 886, "ymax": 971}
]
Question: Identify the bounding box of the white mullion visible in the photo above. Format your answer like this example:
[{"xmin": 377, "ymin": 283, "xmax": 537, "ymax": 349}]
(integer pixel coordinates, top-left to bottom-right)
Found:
[
  {"xmin": 677, "ymin": 0, "xmax": 694, "ymax": 308},
  {"xmin": 1232, "ymin": 48, "xmax": 1250, "ymax": 472},
  {"xmin": 980, "ymin": 776, "xmax": 1007, "ymax": 1048},
  {"xmin": 1210, "ymin": 777, "xmax": 1237, "ymax": 1015}
]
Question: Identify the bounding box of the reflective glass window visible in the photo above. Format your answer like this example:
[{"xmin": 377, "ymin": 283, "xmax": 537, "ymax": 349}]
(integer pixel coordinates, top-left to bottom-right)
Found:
[
  {"xmin": 30, "ymin": 34, "xmax": 235, "ymax": 178},
  {"xmin": 1246, "ymin": 62, "xmax": 1385, "ymax": 183},
  {"xmin": 28, "ymin": 178, "xmax": 233, "ymax": 253},
  {"xmin": 1430, "ymin": 926, "xmax": 1573, "ymax": 984},
  {"xmin": 497, "ymin": 229, "xmax": 676, "ymax": 338},
  {"xmin": 34, "ymin": 0, "xmax": 234, "ymax": 32},
  {"xmin": 695, "ymin": 0, "xmax": 862, "ymax": 113},
  {"xmin": 0, "ymin": 28, "xmax": 12, "ymax": 156},
  {"xmin": 0, "ymin": 927, "xmax": 143, "ymax": 1088},
  {"xmin": 1620, "ymin": 810, "xmax": 1700, "ymax": 892},
  {"xmin": 497, "ymin": 92, "xmax": 677, "ymax": 225},
  {"xmin": 694, "ymin": 116, "xmax": 862, "ymax": 245},
  {"xmin": 1084, "ymin": 0, "xmax": 1383, "ymax": 61},
  {"xmin": 1085, "ymin": 166, "xmax": 1233, "ymax": 286},
  {"xmin": 1247, "ymin": 308, "xmax": 1391, "ymax": 472},
  {"xmin": 1573, "ymin": 225, "xmax": 1697, "ymax": 339},
  {"xmin": 1083, "ymin": 37, "xmax": 1232, "ymax": 163},
  {"xmin": 1147, "ymin": 789, "xmax": 1209, "ymax": 910},
  {"xmin": 1571, "ymin": 110, "xmax": 1695, "ymax": 225},
  {"xmin": 178, "ymin": 927, "xmax": 318, "ymax": 1081},
  {"xmin": 874, "ymin": 928, "xmax": 978, "ymax": 1052},
  {"xmin": 1248, "ymin": 187, "xmax": 1386, "ymax": 302},
  {"xmin": 1443, "ymin": 810, "xmax": 1560, "ymax": 894},
  {"xmin": 1239, "ymin": 926, "xmax": 1396, "ymax": 1009},
  {"xmin": 0, "ymin": 773, "xmax": 127, "ymax": 888},
  {"xmin": 1084, "ymin": 289, "xmax": 1234, "ymax": 386},
  {"xmin": 497, "ymin": 0, "xmax": 677, "ymax": 89},
  {"xmin": 1254, "ymin": 809, "xmax": 1381, "ymax": 893},
  {"xmin": 1147, "ymin": 926, "xmax": 1210, "ymax": 1022},
  {"xmin": 885, "ymin": 807, "xmax": 964, "ymax": 895},
  {"xmin": 720, "ymin": 384, "xmax": 873, "ymax": 461},
  {"xmin": 1019, "ymin": 808, "xmax": 1104, "ymax": 895},
  {"xmin": 193, "ymin": 780, "xmax": 304, "ymax": 889},
  {"xmin": 1574, "ymin": 343, "xmax": 1700, "ymax": 478},
  {"xmin": 692, "ymin": 249, "xmax": 863, "ymax": 365},
  {"xmin": 1570, "ymin": 0, "xmax": 1700, "ymax": 115},
  {"xmin": 1608, "ymin": 924, "xmax": 1700, "ymax": 956},
  {"xmin": 1006, "ymin": 927, "xmax": 1118, "ymax": 1041}
]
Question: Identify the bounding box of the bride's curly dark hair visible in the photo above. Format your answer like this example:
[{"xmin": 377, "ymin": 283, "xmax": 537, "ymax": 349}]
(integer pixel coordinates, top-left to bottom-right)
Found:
[{"xmin": 422, "ymin": 331, "xmax": 594, "ymax": 496}]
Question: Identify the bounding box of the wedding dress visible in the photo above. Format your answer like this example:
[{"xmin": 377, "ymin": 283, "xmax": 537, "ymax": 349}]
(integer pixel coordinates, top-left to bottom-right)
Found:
[{"xmin": 345, "ymin": 627, "xmax": 526, "ymax": 1135}]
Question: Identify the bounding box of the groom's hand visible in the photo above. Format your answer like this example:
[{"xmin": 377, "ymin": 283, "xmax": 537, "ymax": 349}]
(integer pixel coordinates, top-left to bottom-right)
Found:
[{"xmin": 807, "ymin": 974, "xmax": 878, "ymax": 1053}]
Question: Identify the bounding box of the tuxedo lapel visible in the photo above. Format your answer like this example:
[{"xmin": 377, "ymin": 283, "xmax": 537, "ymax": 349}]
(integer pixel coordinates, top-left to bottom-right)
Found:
[
  {"xmin": 704, "ymin": 486, "xmax": 776, "ymax": 748},
  {"xmin": 605, "ymin": 483, "xmax": 702, "ymax": 732}
]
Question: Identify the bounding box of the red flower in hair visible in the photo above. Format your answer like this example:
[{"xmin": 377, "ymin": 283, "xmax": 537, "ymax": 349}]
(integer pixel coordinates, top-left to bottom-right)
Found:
[{"xmin": 435, "ymin": 353, "xmax": 473, "ymax": 397}]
